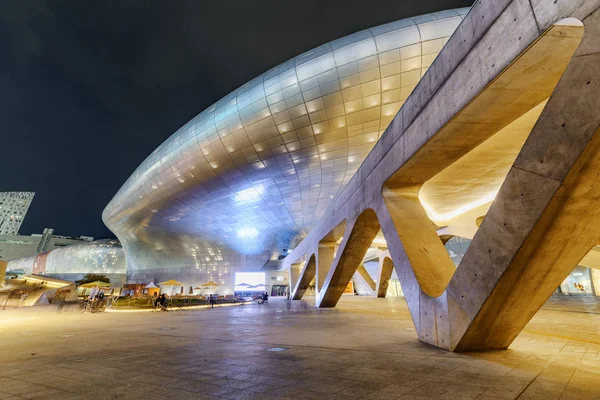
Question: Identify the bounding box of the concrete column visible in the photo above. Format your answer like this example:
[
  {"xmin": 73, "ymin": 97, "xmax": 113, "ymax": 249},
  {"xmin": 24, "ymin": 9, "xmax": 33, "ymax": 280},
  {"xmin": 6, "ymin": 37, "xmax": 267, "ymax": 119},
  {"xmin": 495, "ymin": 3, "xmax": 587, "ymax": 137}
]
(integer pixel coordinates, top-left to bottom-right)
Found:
[
  {"xmin": 0, "ymin": 260, "xmax": 6, "ymax": 287},
  {"xmin": 291, "ymin": 255, "xmax": 316, "ymax": 300},
  {"xmin": 356, "ymin": 263, "xmax": 376, "ymax": 291},
  {"xmin": 289, "ymin": 262, "xmax": 301, "ymax": 291},
  {"xmin": 376, "ymin": 257, "xmax": 394, "ymax": 298},
  {"xmin": 316, "ymin": 243, "xmax": 336, "ymax": 295},
  {"xmin": 591, "ymin": 268, "xmax": 600, "ymax": 296},
  {"xmin": 317, "ymin": 209, "xmax": 381, "ymax": 307},
  {"xmin": 382, "ymin": 185, "xmax": 455, "ymax": 298}
]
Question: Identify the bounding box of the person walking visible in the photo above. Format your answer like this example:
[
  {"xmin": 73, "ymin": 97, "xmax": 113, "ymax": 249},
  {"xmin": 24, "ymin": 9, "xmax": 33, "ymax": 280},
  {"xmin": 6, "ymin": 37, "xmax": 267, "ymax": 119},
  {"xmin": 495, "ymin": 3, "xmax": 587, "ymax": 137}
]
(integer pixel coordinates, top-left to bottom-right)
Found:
[{"xmin": 209, "ymin": 294, "xmax": 216, "ymax": 308}]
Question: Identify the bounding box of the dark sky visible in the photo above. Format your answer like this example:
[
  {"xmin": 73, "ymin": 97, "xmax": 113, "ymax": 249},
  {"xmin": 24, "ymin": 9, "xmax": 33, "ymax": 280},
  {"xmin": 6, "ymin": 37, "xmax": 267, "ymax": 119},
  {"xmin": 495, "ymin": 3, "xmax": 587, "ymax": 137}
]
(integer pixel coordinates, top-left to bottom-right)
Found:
[{"xmin": 0, "ymin": 0, "xmax": 472, "ymax": 239}]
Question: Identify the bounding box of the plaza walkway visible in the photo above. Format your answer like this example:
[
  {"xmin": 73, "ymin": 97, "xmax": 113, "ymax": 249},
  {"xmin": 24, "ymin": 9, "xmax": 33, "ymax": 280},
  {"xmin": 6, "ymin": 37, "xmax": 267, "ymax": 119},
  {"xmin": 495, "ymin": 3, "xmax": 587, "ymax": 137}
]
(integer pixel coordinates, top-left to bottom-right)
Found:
[{"xmin": 0, "ymin": 295, "xmax": 599, "ymax": 399}]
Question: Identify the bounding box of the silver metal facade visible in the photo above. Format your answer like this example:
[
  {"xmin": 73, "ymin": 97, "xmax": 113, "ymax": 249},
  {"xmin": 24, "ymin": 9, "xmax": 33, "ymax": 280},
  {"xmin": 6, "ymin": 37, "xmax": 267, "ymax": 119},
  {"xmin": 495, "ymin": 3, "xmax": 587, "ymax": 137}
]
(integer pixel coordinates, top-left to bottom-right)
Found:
[
  {"xmin": 103, "ymin": 8, "xmax": 470, "ymax": 293},
  {"xmin": 7, "ymin": 239, "xmax": 126, "ymax": 276},
  {"xmin": 0, "ymin": 192, "xmax": 35, "ymax": 236}
]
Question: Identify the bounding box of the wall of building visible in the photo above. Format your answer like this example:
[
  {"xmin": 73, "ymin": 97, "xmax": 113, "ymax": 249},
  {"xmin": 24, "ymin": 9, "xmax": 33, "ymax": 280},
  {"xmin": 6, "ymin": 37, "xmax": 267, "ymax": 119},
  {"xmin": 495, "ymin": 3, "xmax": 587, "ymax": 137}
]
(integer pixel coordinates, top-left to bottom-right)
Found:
[
  {"xmin": 0, "ymin": 234, "xmax": 94, "ymax": 262},
  {"xmin": 0, "ymin": 235, "xmax": 40, "ymax": 261},
  {"xmin": 265, "ymin": 270, "xmax": 289, "ymax": 297},
  {"xmin": 0, "ymin": 192, "xmax": 34, "ymax": 236},
  {"xmin": 7, "ymin": 240, "xmax": 127, "ymax": 285}
]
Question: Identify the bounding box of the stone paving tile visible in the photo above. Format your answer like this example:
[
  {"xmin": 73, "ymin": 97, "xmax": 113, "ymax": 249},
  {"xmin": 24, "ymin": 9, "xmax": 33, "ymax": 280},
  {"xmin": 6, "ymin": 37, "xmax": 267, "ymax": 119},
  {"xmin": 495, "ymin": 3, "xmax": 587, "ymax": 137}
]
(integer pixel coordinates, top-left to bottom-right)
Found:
[
  {"xmin": 1, "ymin": 296, "xmax": 600, "ymax": 399},
  {"xmin": 32, "ymin": 393, "xmax": 84, "ymax": 400},
  {"xmin": 335, "ymin": 385, "xmax": 380, "ymax": 398},
  {"xmin": 0, "ymin": 378, "xmax": 52, "ymax": 396},
  {"xmin": 21, "ymin": 389, "xmax": 63, "ymax": 399}
]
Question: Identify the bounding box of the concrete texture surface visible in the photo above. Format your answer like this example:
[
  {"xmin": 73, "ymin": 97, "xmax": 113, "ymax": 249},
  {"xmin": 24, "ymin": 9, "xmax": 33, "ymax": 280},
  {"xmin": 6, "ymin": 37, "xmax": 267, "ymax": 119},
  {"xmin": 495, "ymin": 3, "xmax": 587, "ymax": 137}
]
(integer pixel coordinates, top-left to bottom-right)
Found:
[
  {"xmin": 285, "ymin": 0, "xmax": 600, "ymax": 352},
  {"xmin": 376, "ymin": 257, "xmax": 394, "ymax": 298}
]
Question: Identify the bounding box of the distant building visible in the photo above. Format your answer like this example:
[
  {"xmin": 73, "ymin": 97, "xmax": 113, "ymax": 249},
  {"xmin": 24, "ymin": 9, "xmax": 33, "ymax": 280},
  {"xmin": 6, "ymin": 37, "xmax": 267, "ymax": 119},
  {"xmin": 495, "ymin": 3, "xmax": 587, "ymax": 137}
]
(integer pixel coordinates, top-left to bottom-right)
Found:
[
  {"xmin": 0, "ymin": 229, "xmax": 94, "ymax": 261},
  {"xmin": 6, "ymin": 239, "xmax": 126, "ymax": 286},
  {"xmin": 0, "ymin": 192, "xmax": 34, "ymax": 235}
]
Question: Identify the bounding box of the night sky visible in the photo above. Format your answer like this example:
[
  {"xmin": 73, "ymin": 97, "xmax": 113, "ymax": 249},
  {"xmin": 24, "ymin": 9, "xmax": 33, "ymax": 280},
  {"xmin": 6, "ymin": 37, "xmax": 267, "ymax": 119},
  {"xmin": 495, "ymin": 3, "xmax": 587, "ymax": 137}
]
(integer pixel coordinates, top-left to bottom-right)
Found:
[{"xmin": 0, "ymin": 0, "xmax": 472, "ymax": 239}]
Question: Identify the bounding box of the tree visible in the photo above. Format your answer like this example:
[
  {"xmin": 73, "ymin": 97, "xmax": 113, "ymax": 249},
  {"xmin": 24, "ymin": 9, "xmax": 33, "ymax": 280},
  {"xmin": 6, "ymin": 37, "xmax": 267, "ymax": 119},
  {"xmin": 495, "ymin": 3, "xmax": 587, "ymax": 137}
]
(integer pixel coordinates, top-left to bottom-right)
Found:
[{"xmin": 76, "ymin": 273, "xmax": 110, "ymax": 285}]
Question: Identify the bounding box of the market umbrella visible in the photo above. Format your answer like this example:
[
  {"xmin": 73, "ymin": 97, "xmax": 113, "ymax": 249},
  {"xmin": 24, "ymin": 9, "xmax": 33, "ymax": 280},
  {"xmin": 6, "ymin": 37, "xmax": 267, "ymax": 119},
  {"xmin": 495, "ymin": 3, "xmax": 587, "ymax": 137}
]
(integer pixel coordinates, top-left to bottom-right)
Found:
[
  {"xmin": 159, "ymin": 279, "xmax": 184, "ymax": 286},
  {"xmin": 159, "ymin": 279, "xmax": 184, "ymax": 296},
  {"xmin": 80, "ymin": 281, "xmax": 111, "ymax": 288},
  {"xmin": 200, "ymin": 281, "xmax": 219, "ymax": 287}
]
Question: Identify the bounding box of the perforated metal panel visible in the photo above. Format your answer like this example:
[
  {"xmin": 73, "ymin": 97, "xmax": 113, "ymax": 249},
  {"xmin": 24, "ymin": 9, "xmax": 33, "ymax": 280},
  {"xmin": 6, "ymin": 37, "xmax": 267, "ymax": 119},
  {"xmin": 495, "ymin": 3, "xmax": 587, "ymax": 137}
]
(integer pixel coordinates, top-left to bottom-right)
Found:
[
  {"xmin": 0, "ymin": 192, "xmax": 35, "ymax": 236},
  {"xmin": 7, "ymin": 239, "xmax": 126, "ymax": 275}
]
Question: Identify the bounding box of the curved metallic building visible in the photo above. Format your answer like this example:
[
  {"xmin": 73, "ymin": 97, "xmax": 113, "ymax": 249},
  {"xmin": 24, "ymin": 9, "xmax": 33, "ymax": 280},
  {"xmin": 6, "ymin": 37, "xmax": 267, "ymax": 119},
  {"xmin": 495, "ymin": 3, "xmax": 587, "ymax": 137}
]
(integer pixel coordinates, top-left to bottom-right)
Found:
[
  {"xmin": 103, "ymin": 8, "xmax": 470, "ymax": 293},
  {"xmin": 7, "ymin": 240, "xmax": 126, "ymax": 284}
]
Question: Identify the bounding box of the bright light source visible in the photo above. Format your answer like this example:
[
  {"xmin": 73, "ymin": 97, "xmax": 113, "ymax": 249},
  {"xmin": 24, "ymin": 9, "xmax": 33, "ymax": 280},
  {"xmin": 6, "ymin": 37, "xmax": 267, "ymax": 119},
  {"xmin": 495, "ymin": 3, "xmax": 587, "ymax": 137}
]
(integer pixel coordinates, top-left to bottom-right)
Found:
[
  {"xmin": 235, "ymin": 272, "xmax": 266, "ymax": 292},
  {"xmin": 420, "ymin": 191, "xmax": 498, "ymax": 222},
  {"xmin": 237, "ymin": 227, "xmax": 258, "ymax": 238},
  {"xmin": 235, "ymin": 187, "xmax": 263, "ymax": 203}
]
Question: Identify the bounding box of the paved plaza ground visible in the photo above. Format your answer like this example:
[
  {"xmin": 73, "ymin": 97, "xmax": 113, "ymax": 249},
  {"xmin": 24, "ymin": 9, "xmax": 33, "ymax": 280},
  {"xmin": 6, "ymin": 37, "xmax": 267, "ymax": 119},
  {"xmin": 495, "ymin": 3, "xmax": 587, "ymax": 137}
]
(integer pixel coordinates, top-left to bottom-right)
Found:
[{"xmin": 1, "ymin": 295, "xmax": 599, "ymax": 399}]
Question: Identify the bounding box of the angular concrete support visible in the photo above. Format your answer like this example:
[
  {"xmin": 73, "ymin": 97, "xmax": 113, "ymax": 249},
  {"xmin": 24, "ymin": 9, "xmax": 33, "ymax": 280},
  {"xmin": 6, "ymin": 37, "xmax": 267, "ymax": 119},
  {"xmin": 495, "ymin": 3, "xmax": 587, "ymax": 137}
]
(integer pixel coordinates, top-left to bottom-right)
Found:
[
  {"xmin": 376, "ymin": 257, "xmax": 394, "ymax": 298},
  {"xmin": 289, "ymin": 262, "xmax": 302, "ymax": 291},
  {"xmin": 316, "ymin": 221, "xmax": 346, "ymax": 297},
  {"xmin": 0, "ymin": 260, "xmax": 6, "ymax": 287},
  {"xmin": 591, "ymin": 268, "xmax": 600, "ymax": 296},
  {"xmin": 356, "ymin": 263, "xmax": 376, "ymax": 291},
  {"xmin": 317, "ymin": 243, "xmax": 336, "ymax": 296},
  {"xmin": 317, "ymin": 209, "xmax": 381, "ymax": 307},
  {"xmin": 382, "ymin": 185, "xmax": 455, "ymax": 298},
  {"xmin": 452, "ymin": 13, "xmax": 600, "ymax": 349},
  {"xmin": 290, "ymin": 254, "xmax": 316, "ymax": 300},
  {"xmin": 283, "ymin": 1, "xmax": 600, "ymax": 352}
]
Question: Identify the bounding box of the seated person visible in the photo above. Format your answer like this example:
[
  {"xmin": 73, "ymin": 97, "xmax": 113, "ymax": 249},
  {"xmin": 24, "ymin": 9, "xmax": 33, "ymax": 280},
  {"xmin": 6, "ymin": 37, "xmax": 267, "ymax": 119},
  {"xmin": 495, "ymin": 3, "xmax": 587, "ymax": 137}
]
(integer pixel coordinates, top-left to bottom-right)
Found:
[{"xmin": 154, "ymin": 293, "xmax": 167, "ymax": 308}]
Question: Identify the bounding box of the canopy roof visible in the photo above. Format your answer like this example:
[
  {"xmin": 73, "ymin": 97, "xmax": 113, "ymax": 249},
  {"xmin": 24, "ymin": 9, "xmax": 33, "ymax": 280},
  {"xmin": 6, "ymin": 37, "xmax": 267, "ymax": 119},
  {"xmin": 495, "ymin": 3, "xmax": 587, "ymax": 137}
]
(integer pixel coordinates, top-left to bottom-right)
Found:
[
  {"xmin": 159, "ymin": 279, "xmax": 184, "ymax": 286},
  {"xmin": 80, "ymin": 280, "xmax": 111, "ymax": 288},
  {"xmin": 201, "ymin": 281, "xmax": 219, "ymax": 287},
  {"xmin": 145, "ymin": 282, "xmax": 158, "ymax": 288}
]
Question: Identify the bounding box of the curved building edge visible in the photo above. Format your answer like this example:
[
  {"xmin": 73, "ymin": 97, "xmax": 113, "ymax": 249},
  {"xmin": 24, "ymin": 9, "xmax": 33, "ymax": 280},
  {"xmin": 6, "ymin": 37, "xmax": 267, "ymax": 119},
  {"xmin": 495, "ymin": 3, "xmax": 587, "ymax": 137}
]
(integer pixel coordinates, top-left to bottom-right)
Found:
[{"xmin": 102, "ymin": 7, "xmax": 470, "ymax": 293}]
